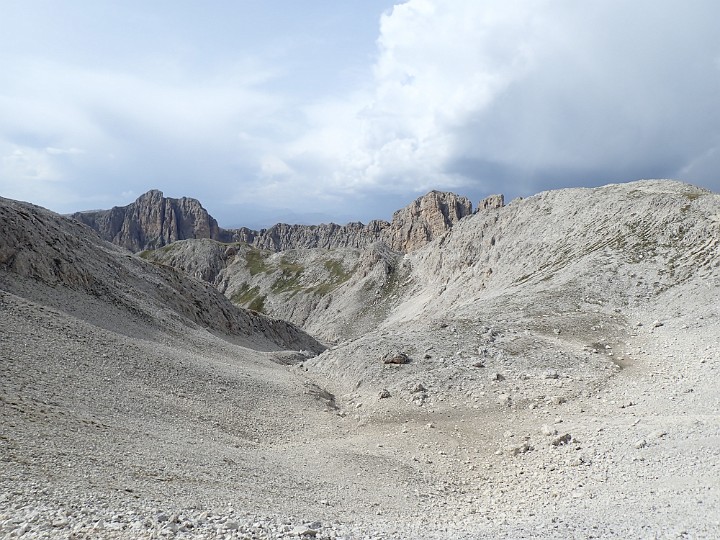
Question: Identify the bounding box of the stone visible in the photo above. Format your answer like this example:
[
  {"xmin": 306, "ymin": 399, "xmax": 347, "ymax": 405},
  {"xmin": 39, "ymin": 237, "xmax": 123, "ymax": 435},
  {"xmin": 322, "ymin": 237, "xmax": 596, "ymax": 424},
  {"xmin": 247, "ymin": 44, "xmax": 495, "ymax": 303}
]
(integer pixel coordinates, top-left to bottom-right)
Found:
[
  {"xmin": 543, "ymin": 370, "xmax": 560, "ymax": 379},
  {"xmin": 540, "ymin": 424, "xmax": 557, "ymax": 436},
  {"xmin": 218, "ymin": 190, "xmax": 475, "ymax": 254},
  {"xmin": 383, "ymin": 352, "xmax": 410, "ymax": 365},
  {"xmin": 292, "ymin": 525, "xmax": 318, "ymax": 536},
  {"xmin": 551, "ymin": 433, "xmax": 572, "ymax": 446},
  {"xmin": 634, "ymin": 439, "xmax": 647, "ymax": 449},
  {"xmin": 490, "ymin": 372, "xmax": 505, "ymax": 381},
  {"xmin": 378, "ymin": 389, "xmax": 391, "ymax": 399},
  {"xmin": 507, "ymin": 441, "xmax": 532, "ymax": 456},
  {"xmin": 411, "ymin": 383, "xmax": 427, "ymax": 394}
]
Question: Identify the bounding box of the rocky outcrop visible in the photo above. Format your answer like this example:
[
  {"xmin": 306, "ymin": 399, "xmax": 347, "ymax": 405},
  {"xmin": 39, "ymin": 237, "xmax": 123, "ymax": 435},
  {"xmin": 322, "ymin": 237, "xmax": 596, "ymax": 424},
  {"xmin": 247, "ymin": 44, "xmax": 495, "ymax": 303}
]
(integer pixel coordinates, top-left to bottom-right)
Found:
[
  {"xmin": 225, "ymin": 220, "xmax": 389, "ymax": 251},
  {"xmin": 72, "ymin": 190, "xmax": 223, "ymax": 252},
  {"xmin": 478, "ymin": 194, "xmax": 505, "ymax": 211},
  {"xmin": 75, "ymin": 189, "xmax": 486, "ymax": 254},
  {"xmin": 384, "ymin": 191, "xmax": 473, "ymax": 252},
  {"xmin": 225, "ymin": 191, "xmax": 474, "ymax": 253}
]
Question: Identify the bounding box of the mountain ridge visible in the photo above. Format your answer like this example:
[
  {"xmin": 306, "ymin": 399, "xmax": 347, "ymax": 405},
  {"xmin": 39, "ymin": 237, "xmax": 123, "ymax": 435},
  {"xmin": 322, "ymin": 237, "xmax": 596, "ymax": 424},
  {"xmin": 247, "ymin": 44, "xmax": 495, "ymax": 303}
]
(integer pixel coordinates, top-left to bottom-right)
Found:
[{"xmin": 72, "ymin": 189, "xmax": 497, "ymax": 253}]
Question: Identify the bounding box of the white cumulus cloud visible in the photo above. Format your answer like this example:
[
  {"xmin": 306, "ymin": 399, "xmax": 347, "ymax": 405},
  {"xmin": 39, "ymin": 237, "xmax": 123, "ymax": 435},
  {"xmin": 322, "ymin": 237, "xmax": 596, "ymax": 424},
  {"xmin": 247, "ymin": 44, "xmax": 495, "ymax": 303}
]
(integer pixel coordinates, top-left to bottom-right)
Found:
[{"xmin": 270, "ymin": 0, "xmax": 720, "ymax": 204}]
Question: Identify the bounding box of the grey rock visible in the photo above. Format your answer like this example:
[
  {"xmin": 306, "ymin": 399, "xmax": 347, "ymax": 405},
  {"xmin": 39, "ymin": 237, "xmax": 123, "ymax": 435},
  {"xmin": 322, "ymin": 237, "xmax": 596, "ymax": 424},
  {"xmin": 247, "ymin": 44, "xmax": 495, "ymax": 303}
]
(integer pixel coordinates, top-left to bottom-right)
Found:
[
  {"xmin": 551, "ymin": 433, "xmax": 572, "ymax": 446},
  {"xmin": 292, "ymin": 524, "xmax": 318, "ymax": 536},
  {"xmin": 384, "ymin": 191, "xmax": 473, "ymax": 252},
  {"xmin": 72, "ymin": 190, "xmax": 223, "ymax": 252},
  {"xmin": 507, "ymin": 441, "xmax": 532, "ymax": 456},
  {"xmin": 383, "ymin": 352, "xmax": 410, "ymax": 364},
  {"xmin": 478, "ymin": 194, "xmax": 505, "ymax": 211},
  {"xmin": 634, "ymin": 439, "xmax": 648, "ymax": 449}
]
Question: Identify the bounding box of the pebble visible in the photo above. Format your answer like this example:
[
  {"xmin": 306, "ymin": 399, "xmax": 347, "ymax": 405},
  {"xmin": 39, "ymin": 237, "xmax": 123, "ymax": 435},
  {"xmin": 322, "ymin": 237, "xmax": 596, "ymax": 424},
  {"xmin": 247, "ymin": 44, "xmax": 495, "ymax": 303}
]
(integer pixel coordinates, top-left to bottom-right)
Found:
[
  {"xmin": 292, "ymin": 524, "xmax": 318, "ymax": 536},
  {"xmin": 551, "ymin": 433, "xmax": 572, "ymax": 446}
]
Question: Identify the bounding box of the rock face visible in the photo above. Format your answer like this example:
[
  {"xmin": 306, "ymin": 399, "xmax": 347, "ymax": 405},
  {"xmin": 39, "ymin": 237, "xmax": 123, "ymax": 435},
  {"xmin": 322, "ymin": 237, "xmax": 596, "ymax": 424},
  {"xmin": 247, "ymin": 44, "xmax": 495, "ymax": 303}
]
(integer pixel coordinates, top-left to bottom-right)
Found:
[
  {"xmin": 478, "ymin": 194, "xmax": 505, "ymax": 211},
  {"xmin": 226, "ymin": 191, "xmax": 472, "ymax": 253},
  {"xmin": 72, "ymin": 190, "xmax": 223, "ymax": 252},
  {"xmin": 225, "ymin": 220, "xmax": 389, "ymax": 251},
  {"xmin": 74, "ymin": 189, "xmax": 477, "ymax": 254},
  {"xmin": 384, "ymin": 191, "xmax": 473, "ymax": 251}
]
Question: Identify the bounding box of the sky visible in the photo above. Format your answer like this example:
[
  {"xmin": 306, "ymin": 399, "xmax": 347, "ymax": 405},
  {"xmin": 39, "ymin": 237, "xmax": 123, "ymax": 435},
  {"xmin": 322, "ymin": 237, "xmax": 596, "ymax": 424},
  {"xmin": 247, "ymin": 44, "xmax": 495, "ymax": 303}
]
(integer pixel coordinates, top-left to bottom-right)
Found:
[{"xmin": 1, "ymin": 0, "xmax": 719, "ymax": 229}]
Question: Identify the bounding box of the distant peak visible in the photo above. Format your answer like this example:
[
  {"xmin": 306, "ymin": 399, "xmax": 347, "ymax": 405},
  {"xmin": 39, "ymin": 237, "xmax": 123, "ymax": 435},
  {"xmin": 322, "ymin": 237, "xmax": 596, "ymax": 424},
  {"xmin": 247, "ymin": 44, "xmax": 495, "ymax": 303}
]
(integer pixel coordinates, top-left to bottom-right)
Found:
[{"xmin": 137, "ymin": 189, "xmax": 164, "ymax": 201}]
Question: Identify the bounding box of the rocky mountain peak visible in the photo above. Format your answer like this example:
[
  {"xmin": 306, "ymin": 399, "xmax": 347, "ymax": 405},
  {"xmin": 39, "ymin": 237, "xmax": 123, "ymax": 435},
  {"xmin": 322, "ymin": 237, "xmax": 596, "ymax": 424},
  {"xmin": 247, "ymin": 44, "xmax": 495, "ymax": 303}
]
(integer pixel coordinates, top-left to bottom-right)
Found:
[
  {"xmin": 478, "ymin": 193, "xmax": 505, "ymax": 211},
  {"xmin": 386, "ymin": 190, "xmax": 474, "ymax": 251},
  {"xmin": 72, "ymin": 190, "xmax": 223, "ymax": 252},
  {"xmin": 138, "ymin": 189, "xmax": 164, "ymax": 201}
]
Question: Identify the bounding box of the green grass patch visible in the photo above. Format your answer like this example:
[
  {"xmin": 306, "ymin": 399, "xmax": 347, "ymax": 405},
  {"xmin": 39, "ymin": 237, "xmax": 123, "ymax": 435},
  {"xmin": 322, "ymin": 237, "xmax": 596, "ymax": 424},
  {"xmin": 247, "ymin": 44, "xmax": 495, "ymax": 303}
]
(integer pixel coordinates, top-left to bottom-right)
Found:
[
  {"xmin": 271, "ymin": 270, "xmax": 304, "ymax": 293},
  {"xmin": 231, "ymin": 283, "xmax": 262, "ymax": 304},
  {"xmin": 248, "ymin": 295, "xmax": 266, "ymax": 313},
  {"xmin": 278, "ymin": 256, "xmax": 304, "ymax": 273},
  {"xmin": 245, "ymin": 249, "xmax": 271, "ymax": 275},
  {"xmin": 270, "ymin": 257, "xmax": 305, "ymax": 293},
  {"xmin": 324, "ymin": 259, "xmax": 351, "ymax": 282},
  {"xmin": 304, "ymin": 259, "xmax": 355, "ymax": 296}
]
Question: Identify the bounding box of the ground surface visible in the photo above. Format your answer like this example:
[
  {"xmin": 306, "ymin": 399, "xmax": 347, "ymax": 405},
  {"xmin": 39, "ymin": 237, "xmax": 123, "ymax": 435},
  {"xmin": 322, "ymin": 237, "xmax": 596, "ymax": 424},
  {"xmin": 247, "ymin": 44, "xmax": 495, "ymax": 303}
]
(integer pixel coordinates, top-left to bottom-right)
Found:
[{"xmin": 1, "ymin": 180, "xmax": 719, "ymax": 538}]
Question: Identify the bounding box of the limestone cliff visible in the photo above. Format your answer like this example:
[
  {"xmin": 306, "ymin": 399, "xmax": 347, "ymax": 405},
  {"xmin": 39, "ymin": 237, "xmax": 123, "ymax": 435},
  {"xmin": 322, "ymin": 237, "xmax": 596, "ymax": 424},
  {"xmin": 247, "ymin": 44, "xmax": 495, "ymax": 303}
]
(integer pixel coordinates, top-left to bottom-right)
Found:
[
  {"xmin": 224, "ymin": 220, "xmax": 389, "ymax": 251},
  {"xmin": 384, "ymin": 191, "xmax": 473, "ymax": 252},
  {"xmin": 75, "ymin": 189, "xmax": 481, "ymax": 254},
  {"xmin": 225, "ymin": 191, "xmax": 474, "ymax": 253},
  {"xmin": 72, "ymin": 190, "xmax": 223, "ymax": 252}
]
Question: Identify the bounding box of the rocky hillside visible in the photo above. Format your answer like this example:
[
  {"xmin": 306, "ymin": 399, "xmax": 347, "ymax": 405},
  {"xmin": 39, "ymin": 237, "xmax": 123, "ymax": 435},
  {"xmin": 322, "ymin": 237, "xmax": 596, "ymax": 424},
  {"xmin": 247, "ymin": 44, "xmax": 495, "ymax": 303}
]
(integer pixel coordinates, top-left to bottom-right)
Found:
[
  {"xmin": 71, "ymin": 189, "xmax": 224, "ymax": 252},
  {"xmin": 143, "ymin": 180, "xmax": 719, "ymax": 352},
  {"xmin": 2, "ymin": 196, "xmax": 323, "ymax": 353}
]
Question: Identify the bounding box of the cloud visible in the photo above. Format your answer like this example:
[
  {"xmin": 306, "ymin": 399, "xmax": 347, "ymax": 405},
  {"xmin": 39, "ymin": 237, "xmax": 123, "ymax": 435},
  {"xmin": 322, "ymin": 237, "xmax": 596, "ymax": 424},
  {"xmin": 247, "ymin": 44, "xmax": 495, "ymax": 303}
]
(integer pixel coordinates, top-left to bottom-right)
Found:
[
  {"xmin": 0, "ymin": 55, "xmax": 285, "ymax": 210},
  {"xmin": 2, "ymin": 0, "xmax": 719, "ymax": 227},
  {"xmin": 269, "ymin": 0, "xmax": 720, "ymax": 204},
  {"xmin": 1, "ymin": 147, "xmax": 61, "ymax": 182},
  {"xmin": 46, "ymin": 147, "xmax": 85, "ymax": 155}
]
